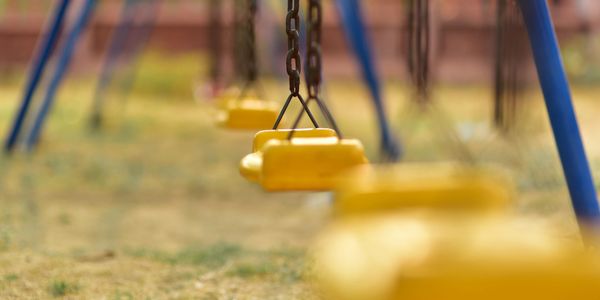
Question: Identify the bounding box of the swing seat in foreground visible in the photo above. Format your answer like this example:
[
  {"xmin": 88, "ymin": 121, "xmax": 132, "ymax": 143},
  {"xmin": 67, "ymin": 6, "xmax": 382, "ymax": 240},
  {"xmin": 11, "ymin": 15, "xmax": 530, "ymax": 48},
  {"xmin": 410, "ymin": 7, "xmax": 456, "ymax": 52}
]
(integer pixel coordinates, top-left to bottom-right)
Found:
[
  {"xmin": 313, "ymin": 163, "xmax": 600, "ymax": 300},
  {"xmin": 215, "ymin": 96, "xmax": 279, "ymax": 130},
  {"xmin": 240, "ymin": 129, "xmax": 368, "ymax": 191}
]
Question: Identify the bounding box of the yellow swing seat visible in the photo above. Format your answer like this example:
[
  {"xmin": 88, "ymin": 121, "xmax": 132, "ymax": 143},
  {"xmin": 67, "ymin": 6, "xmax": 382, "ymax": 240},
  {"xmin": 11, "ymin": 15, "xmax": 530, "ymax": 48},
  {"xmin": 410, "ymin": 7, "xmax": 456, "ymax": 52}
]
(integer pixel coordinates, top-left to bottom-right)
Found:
[
  {"xmin": 334, "ymin": 163, "xmax": 513, "ymax": 217},
  {"xmin": 213, "ymin": 86, "xmax": 240, "ymax": 109},
  {"xmin": 240, "ymin": 135, "xmax": 368, "ymax": 191},
  {"xmin": 215, "ymin": 97, "xmax": 279, "ymax": 130},
  {"xmin": 314, "ymin": 212, "xmax": 599, "ymax": 300},
  {"xmin": 314, "ymin": 164, "xmax": 599, "ymax": 300},
  {"xmin": 241, "ymin": 128, "xmax": 339, "ymax": 182}
]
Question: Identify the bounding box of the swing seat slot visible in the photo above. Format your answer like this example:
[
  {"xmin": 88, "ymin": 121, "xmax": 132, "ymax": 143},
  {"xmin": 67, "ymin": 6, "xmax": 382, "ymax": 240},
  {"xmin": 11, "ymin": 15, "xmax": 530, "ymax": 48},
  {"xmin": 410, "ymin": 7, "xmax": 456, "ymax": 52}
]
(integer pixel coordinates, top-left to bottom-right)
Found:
[
  {"xmin": 335, "ymin": 164, "xmax": 512, "ymax": 217},
  {"xmin": 216, "ymin": 97, "xmax": 279, "ymax": 130},
  {"xmin": 240, "ymin": 136, "xmax": 368, "ymax": 191}
]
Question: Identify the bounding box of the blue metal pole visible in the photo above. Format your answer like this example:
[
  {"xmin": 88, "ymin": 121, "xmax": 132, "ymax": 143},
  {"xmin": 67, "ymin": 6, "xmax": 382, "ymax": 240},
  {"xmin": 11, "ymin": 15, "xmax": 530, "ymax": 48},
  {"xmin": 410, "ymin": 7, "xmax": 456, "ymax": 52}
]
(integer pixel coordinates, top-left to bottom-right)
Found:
[
  {"xmin": 518, "ymin": 0, "xmax": 600, "ymax": 228},
  {"xmin": 24, "ymin": 0, "xmax": 97, "ymax": 151},
  {"xmin": 335, "ymin": 0, "xmax": 401, "ymax": 161},
  {"xmin": 115, "ymin": 0, "xmax": 161, "ymax": 101},
  {"xmin": 4, "ymin": 0, "xmax": 70, "ymax": 153},
  {"xmin": 89, "ymin": 0, "xmax": 139, "ymax": 129}
]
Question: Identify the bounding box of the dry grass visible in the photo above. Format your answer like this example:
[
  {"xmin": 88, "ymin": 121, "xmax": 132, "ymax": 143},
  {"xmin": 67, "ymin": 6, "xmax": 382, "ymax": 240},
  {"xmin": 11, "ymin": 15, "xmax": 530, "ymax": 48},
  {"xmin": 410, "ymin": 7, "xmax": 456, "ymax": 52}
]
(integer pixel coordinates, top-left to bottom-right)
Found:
[{"xmin": 0, "ymin": 76, "xmax": 598, "ymax": 298}]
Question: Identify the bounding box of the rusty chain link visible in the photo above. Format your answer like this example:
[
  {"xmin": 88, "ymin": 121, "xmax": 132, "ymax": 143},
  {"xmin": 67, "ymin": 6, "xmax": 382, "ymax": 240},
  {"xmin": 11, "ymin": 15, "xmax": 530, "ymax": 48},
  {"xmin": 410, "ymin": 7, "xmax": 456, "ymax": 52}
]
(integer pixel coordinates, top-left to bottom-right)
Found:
[
  {"xmin": 285, "ymin": 0, "xmax": 302, "ymax": 95},
  {"xmin": 287, "ymin": 0, "xmax": 342, "ymax": 138},
  {"xmin": 244, "ymin": 0, "xmax": 258, "ymax": 83},
  {"xmin": 273, "ymin": 0, "xmax": 320, "ymax": 129},
  {"xmin": 406, "ymin": 0, "xmax": 430, "ymax": 106}
]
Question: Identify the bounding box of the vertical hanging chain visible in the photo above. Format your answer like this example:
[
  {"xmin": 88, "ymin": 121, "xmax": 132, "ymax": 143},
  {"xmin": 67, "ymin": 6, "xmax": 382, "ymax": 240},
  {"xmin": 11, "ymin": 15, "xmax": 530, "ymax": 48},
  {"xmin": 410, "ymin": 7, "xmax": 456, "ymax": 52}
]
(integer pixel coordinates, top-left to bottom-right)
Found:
[
  {"xmin": 273, "ymin": 0, "xmax": 320, "ymax": 130},
  {"xmin": 208, "ymin": 0, "xmax": 222, "ymax": 86},
  {"xmin": 244, "ymin": 0, "xmax": 258, "ymax": 84},
  {"xmin": 494, "ymin": 0, "xmax": 508, "ymax": 130},
  {"xmin": 406, "ymin": 0, "xmax": 430, "ymax": 106},
  {"xmin": 306, "ymin": 0, "xmax": 322, "ymax": 99},
  {"xmin": 286, "ymin": 0, "xmax": 302, "ymax": 95},
  {"xmin": 494, "ymin": 0, "xmax": 524, "ymax": 133},
  {"xmin": 287, "ymin": 0, "xmax": 342, "ymax": 138},
  {"xmin": 232, "ymin": 0, "xmax": 245, "ymax": 83}
]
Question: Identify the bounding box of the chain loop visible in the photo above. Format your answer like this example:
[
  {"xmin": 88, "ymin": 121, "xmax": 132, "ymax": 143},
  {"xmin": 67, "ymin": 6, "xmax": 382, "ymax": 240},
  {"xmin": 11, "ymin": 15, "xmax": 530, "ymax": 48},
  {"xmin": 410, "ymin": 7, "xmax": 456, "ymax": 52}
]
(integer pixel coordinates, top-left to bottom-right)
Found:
[{"xmin": 286, "ymin": 0, "xmax": 301, "ymax": 95}]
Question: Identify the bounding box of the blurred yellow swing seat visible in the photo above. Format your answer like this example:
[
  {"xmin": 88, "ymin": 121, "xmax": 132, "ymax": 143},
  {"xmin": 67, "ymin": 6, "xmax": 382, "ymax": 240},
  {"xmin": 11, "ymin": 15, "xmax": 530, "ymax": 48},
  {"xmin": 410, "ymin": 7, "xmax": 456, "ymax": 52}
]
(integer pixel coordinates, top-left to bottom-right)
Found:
[
  {"xmin": 314, "ymin": 213, "xmax": 599, "ymax": 300},
  {"xmin": 213, "ymin": 86, "xmax": 240, "ymax": 109},
  {"xmin": 334, "ymin": 163, "xmax": 513, "ymax": 217},
  {"xmin": 313, "ymin": 164, "xmax": 600, "ymax": 300},
  {"xmin": 215, "ymin": 96, "xmax": 279, "ymax": 130},
  {"xmin": 240, "ymin": 130, "xmax": 368, "ymax": 191}
]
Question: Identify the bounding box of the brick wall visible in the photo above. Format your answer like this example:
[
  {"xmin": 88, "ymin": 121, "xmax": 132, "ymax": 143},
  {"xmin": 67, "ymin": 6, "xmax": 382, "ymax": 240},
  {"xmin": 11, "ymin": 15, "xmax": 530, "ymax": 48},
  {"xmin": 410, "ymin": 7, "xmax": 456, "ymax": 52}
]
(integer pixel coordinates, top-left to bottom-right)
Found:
[{"xmin": 0, "ymin": 0, "xmax": 597, "ymax": 82}]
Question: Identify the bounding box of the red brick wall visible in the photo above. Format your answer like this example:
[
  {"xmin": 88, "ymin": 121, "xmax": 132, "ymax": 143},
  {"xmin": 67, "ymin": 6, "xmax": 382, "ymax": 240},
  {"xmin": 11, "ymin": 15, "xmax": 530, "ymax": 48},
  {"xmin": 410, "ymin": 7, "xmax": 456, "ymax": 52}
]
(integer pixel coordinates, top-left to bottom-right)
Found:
[{"xmin": 0, "ymin": 0, "xmax": 597, "ymax": 82}]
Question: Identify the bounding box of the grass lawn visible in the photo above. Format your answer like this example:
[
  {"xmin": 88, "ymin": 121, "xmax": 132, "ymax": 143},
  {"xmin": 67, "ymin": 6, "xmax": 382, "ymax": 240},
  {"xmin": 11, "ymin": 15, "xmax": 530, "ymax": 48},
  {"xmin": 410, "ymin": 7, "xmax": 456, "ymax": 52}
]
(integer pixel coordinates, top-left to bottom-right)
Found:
[{"xmin": 0, "ymin": 71, "xmax": 598, "ymax": 298}]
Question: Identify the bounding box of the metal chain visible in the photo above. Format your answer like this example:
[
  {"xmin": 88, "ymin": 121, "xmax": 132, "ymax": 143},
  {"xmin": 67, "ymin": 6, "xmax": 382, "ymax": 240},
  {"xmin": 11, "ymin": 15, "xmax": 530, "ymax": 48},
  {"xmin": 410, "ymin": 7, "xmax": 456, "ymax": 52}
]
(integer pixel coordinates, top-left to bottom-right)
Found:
[
  {"xmin": 286, "ymin": 0, "xmax": 301, "ymax": 95},
  {"xmin": 494, "ymin": 0, "xmax": 525, "ymax": 133},
  {"xmin": 232, "ymin": 0, "xmax": 244, "ymax": 83},
  {"xmin": 208, "ymin": 0, "xmax": 222, "ymax": 85},
  {"xmin": 273, "ymin": 0, "xmax": 319, "ymax": 129},
  {"xmin": 306, "ymin": 0, "xmax": 322, "ymax": 99},
  {"xmin": 287, "ymin": 0, "xmax": 342, "ymax": 138},
  {"xmin": 406, "ymin": 0, "xmax": 430, "ymax": 106},
  {"xmin": 244, "ymin": 0, "xmax": 258, "ymax": 83}
]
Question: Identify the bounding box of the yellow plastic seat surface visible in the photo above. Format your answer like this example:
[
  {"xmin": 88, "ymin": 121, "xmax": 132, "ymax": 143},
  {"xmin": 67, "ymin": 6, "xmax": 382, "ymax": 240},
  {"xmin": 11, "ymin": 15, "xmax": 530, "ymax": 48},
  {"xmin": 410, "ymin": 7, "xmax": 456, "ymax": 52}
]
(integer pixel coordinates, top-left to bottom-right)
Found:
[
  {"xmin": 216, "ymin": 98, "xmax": 279, "ymax": 130},
  {"xmin": 240, "ymin": 128, "xmax": 339, "ymax": 183},
  {"xmin": 313, "ymin": 214, "xmax": 597, "ymax": 300},
  {"xmin": 262, "ymin": 137, "xmax": 368, "ymax": 191},
  {"xmin": 239, "ymin": 152, "xmax": 262, "ymax": 183},
  {"xmin": 334, "ymin": 163, "xmax": 513, "ymax": 217},
  {"xmin": 240, "ymin": 137, "xmax": 368, "ymax": 192},
  {"xmin": 252, "ymin": 128, "xmax": 337, "ymax": 152}
]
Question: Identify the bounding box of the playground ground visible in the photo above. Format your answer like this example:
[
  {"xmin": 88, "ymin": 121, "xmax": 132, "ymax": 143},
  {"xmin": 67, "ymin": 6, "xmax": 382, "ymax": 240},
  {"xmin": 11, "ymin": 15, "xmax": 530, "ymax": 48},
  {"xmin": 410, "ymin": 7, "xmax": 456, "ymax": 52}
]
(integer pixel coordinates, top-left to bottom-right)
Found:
[{"xmin": 0, "ymin": 61, "xmax": 599, "ymax": 298}]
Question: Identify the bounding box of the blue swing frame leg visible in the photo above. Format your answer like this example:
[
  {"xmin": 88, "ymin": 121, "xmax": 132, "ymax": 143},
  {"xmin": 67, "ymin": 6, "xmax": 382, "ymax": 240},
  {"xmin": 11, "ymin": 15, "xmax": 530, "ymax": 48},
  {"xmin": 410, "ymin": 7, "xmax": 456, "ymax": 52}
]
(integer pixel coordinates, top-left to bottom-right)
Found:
[
  {"xmin": 113, "ymin": 0, "xmax": 161, "ymax": 102},
  {"xmin": 4, "ymin": 0, "xmax": 70, "ymax": 153},
  {"xmin": 24, "ymin": 0, "xmax": 97, "ymax": 151},
  {"xmin": 335, "ymin": 0, "xmax": 402, "ymax": 161},
  {"xmin": 518, "ymin": 0, "xmax": 600, "ymax": 231},
  {"xmin": 90, "ymin": 0, "xmax": 139, "ymax": 129}
]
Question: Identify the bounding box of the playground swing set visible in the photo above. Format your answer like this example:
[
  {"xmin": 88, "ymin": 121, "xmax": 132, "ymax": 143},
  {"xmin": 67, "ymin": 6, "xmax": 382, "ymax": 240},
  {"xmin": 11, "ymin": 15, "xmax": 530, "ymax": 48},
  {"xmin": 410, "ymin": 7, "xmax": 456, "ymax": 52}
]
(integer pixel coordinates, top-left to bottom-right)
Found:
[
  {"xmin": 239, "ymin": 0, "xmax": 368, "ymax": 191},
  {"xmin": 4, "ymin": 0, "xmax": 600, "ymax": 298}
]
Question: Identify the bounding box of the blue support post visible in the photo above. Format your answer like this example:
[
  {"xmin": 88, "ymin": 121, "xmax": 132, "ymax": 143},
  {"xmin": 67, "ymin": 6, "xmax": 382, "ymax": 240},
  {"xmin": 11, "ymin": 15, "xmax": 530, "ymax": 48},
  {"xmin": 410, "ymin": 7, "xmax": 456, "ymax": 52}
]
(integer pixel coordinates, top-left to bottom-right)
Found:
[
  {"xmin": 89, "ymin": 0, "xmax": 139, "ymax": 129},
  {"xmin": 113, "ymin": 0, "xmax": 161, "ymax": 101},
  {"xmin": 518, "ymin": 0, "xmax": 600, "ymax": 229},
  {"xmin": 335, "ymin": 0, "xmax": 401, "ymax": 161},
  {"xmin": 4, "ymin": 0, "xmax": 70, "ymax": 153},
  {"xmin": 24, "ymin": 0, "xmax": 97, "ymax": 151}
]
